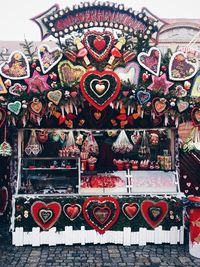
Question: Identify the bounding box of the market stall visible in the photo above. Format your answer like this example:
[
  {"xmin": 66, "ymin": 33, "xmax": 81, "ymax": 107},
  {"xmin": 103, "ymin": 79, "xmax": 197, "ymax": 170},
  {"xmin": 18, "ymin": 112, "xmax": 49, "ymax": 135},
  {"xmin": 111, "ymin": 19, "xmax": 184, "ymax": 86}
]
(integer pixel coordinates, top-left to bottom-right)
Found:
[{"xmin": 0, "ymin": 2, "xmax": 199, "ymax": 246}]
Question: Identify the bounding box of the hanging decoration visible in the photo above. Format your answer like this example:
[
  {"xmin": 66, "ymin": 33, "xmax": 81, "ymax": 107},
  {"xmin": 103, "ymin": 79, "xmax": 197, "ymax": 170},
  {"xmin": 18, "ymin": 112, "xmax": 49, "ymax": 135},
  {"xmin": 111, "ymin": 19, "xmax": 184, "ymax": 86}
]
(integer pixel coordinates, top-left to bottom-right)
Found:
[
  {"xmin": 0, "ymin": 51, "xmax": 30, "ymax": 80},
  {"xmin": 80, "ymin": 70, "xmax": 121, "ymax": 111},
  {"xmin": 24, "ymin": 129, "xmax": 42, "ymax": 156},
  {"xmin": 8, "ymin": 83, "xmax": 27, "ymax": 96},
  {"xmin": 38, "ymin": 45, "xmax": 63, "ymax": 74},
  {"xmin": 191, "ymin": 107, "xmax": 200, "ymax": 127},
  {"xmin": 169, "ymin": 51, "xmax": 198, "ymax": 81},
  {"xmin": 7, "ymin": 101, "xmax": 22, "ymax": 115},
  {"xmin": 112, "ymin": 130, "xmax": 133, "ymax": 154},
  {"xmin": 0, "ymin": 126, "xmax": 12, "ymax": 157},
  {"xmin": 24, "ymin": 70, "xmax": 50, "ymax": 93},
  {"xmin": 152, "ymin": 98, "xmax": 169, "ymax": 117},
  {"xmin": 147, "ymin": 74, "xmax": 174, "ymax": 95},
  {"xmin": 141, "ymin": 200, "xmax": 169, "ymax": 228},
  {"xmin": 82, "ymin": 196, "xmax": 120, "ymax": 234},
  {"xmin": 47, "ymin": 90, "xmax": 62, "ymax": 105},
  {"xmin": 137, "ymin": 47, "xmax": 161, "ymax": 76},
  {"xmin": 63, "ymin": 203, "xmax": 82, "ymax": 221},
  {"xmin": 37, "ymin": 130, "xmax": 49, "ymax": 143},
  {"xmin": 31, "ymin": 201, "xmax": 61, "ymax": 230},
  {"xmin": 122, "ymin": 202, "xmax": 140, "ymax": 220},
  {"xmin": 114, "ymin": 62, "xmax": 140, "ymax": 85}
]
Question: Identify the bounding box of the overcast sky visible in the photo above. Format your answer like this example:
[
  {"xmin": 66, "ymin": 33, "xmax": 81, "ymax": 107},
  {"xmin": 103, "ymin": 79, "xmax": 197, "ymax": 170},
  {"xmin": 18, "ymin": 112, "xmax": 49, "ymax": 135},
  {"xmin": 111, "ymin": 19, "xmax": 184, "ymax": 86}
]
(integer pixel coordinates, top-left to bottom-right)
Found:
[{"xmin": 0, "ymin": 0, "xmax": 199, "ymax": 41}]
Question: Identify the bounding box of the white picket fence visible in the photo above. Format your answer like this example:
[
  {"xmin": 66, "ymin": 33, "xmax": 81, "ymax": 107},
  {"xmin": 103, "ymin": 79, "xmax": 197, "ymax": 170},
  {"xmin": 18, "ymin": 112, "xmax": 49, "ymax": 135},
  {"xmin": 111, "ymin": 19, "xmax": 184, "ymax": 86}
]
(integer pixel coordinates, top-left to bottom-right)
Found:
[{"xmin": 12, "ymin": 226, "xmax": 184, "ymax": 246}]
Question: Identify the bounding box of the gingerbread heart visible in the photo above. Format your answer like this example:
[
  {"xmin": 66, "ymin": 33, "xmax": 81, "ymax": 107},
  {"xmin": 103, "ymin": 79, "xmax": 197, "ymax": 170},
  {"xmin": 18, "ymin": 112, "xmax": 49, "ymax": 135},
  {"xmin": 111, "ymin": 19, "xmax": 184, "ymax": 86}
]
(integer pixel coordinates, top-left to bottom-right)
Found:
[
  {"xmin": 0, "ymin": 108, "xmax": 6, "ymax": 128},
  {"xmin": 58, "ymin": 60, "xmax": 86, "ymax": 86},
  {"xmin": 63, "ymin": 203, "xmax": 82, "ymax": 221},
  {"xmin": 191, "ymin": 107, "xmax": 200, "ymax": 126},
  {"xmin": 38, "ymin": 45, "xmax": 63, "ymax": 74},
  {"xmin": 136, "ymin": 91, "xmax": 151, "ymax": 105},
  {"xmin": 137, "ymin": 47, "xmax": 161, "ymax": 76},
  {"xmin": 9, "ymin": 83, "xmax": 27, "ymax": 96},
  {"xmin": 47, "ymin": 90, "xmax": 62, "ymax": 105},
  {"xmin": 0, "ymin": 51, "xmax": 30, "ymax": 80},
  {"xmin": 0, "ymin": 77, "xmax": 7, "ymax": 94},
  {"xmin": 175, "ymin": 85, "xmax": 187, "ymax": 98},
  {"xmin": 31, "ymin": 201, "xmax": 61, "ymax": 230},
  {"xmin": 122, "ymin": 203, "xmax": 140, "ymax": 220},
  {"xmin": 114, "ymin": 62, "xmax": 140, "ymax": 85},
  {"xmin": 0, "ymin": 186, "xmax": 8, "ymax": 215},
  {"xmin": 80, "ymin": 70, "xmax": 121, "ymax": 111},
  {"xmin": 141, "ymin": 200, "xmax": 168, "ymax": 228},
  {"xmin": 152, "ymin": 98, "xmax": 169, "ymax": 116},
  {"xmin": 169, "ymin": 51, "xmax": 198, "ymax": 81},
  {"xmin": 8, "ymin": 101, "xmax": 21, "ymax": 115},
  {"xmin": 83, "ymin": 196, "xmax": 120, "ymax": 234},
  {"xmin": 83, "ymin": 31, "xmax": 114, "ymax": 61},
  {"xmin": 177, "ymin": 100, "xmax": 189, "ymax": 113},
  {"xmin": 29, "ymin": 100, "xmax": 43, "ymax": 114}
]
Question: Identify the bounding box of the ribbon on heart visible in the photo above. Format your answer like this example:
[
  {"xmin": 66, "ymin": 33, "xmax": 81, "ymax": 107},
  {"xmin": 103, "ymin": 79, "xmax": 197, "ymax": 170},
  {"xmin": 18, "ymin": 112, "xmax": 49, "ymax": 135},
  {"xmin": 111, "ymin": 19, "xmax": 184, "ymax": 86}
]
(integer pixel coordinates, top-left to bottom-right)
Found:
[
  {"xmin": 58, "ymin": 60, "xmax": 86, "ymax": 86},
  {"xmin": 83, "ymin": 196, "xmax": 120, "ymax": 234},
  {"xmin": 141, "ymin": 200, "xmax": 169, "ymax": 228},
  {"xmin": 80, "ymin": 70, "xmax": 121, "ymax": 111},
  {"xmin": 137, "ymin": 47, "xmax": 161, "ymax": 76},
  {"xmin": 83, "ymin": 31, "xmax": 114, "ymax": 61},
  {"xmin": 38, "ymin": 44, "xmax": 63, "ymax": 74},
  {"xmin": 0, "ymin": 108, "xmax": 6, "ymax": 128},
  {"xmin": 8, "ymin": 101, "xmax": 22, "ymax": 115},
  {"xmin": 136, "ymin": 90, "xmax": 151, "ymax": 105},
  {"xmin": 191, "ymin": 107, "xmax": 200, "ymax": 127},
  {"xmin": 169, "ymin": 51, "xmax": 198, "ymax": 81},
  {"xmin": 114, "ymin": 62, "xmax": 140, "ymax": 85},
  {"xmin": 0, "ymin": 51, "xmax": 30, "ymax": 80},
  {"xmin": 122, "ymin": 203, "xmax": 140, "ymax": 220},
  {"xmin": 0, "ymin": 186, "xmax": 8, "ymax": 215},
  {"xmin": 63, "ymin": 203, "xmax": 82, "ymax": 221},
  {"xmin": 31, "ymin": 201, "xmax": 61, "ymax": 230},
  {"xmin": 152, "ymin": 97, "xmax": 169, "ymax": 116}
]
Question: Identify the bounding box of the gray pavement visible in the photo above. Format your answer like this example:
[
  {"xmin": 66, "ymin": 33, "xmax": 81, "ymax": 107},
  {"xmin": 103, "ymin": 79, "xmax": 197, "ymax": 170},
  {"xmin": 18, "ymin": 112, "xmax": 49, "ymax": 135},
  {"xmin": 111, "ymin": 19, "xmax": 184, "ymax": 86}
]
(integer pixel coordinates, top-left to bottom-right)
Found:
[{"xmin": 0, "ymin": 223, "xmax": 200, "ymax": 267}]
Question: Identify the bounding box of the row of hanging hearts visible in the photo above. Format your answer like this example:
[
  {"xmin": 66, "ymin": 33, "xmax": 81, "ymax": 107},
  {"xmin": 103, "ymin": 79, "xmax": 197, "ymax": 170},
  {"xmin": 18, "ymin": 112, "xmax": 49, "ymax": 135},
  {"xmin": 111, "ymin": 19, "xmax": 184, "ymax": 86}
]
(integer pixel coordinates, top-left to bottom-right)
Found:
[{"xmin": 28, "ymin": 198, "xmax": 170, "ymax": 234}]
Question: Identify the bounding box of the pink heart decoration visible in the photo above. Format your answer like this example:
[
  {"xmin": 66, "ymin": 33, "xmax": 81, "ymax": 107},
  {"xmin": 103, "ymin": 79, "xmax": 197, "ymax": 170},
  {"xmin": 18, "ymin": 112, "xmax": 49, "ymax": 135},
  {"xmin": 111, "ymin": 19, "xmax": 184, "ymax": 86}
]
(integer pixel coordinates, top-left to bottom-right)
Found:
[
  {"xmin": 137, "ymin": 47, "xmax": 161, "ymax": 76},
  {"xmin": 38, "ymin": 45, "xmax": 63, "ymax": 74},
  {"xmin": 169, "ymin": 51, "xmax": 198, "ymax": 81},
  {"xmin": 177, "ymin": 101, "xmax": 189, "ymax": 113},
  {"xmin": 0, "ymin": 51, "xmax": 30, "ymax": 80},
  {"xmin": 114, "ymin": 62, "xmax": 140, "ymax": 85}
]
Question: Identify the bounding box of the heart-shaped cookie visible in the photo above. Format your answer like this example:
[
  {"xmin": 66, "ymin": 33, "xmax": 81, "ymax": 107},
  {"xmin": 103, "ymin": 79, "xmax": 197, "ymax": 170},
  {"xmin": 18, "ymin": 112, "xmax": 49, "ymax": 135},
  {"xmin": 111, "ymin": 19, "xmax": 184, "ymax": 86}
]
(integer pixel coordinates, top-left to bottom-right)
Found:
[
  {"xmin": 0, "ymin": 77, "xmax": 7, "ymax": 94},
  {"xmin": 141, "ymin": 200, "xmax": 168, "ymax": 228},
  {"xmin": 169, "ymin": 51, "xmax": 198, "ymax": 81},
  {"xmin": 8, "ymin": 101, "xmax": 21, "ymax": 115},
  {"xmin": 0, "ymin": 186, "xmax": 8, "ymax": 215},
  {"xmin": 9, "ymin": 83, "xmax": 27, "ymax": 96},
  {"xmin": 175, "ymin": 85, "xmax": 187, "ymax": 98},
  {"xmin": 31, "ymin": 201, "xmax": 61, "ymax": 230},
  {"xmin": 122, "ymin": 203, "xmax": 140, "ymax": 220},
  {"xmin": 152, "ymin": 98, "xmax": 169, "ymax": 116},
  {"xmin": 136, "ymin": 91, "xmax": 151, "ymax": 105},
  {"xmin": 83, "ymin": 196, "xmax": 120, "ymax": 234},
  {"xmin": 83, "ymin": 31, "xmax": 114, "ymax": 61},
  {"xmin": 80, "ymin": 70, "xmax": 121, "ymax": 111},
  {"xmin": 0, "ymin": 51, "xmax": 30, "ymax": 80},
  {"xmin": 137, "ymin": 47, "xmax": 161, "ymax": 76},
  {"xmin": 191, "ymin": 107, "xmax": 200, "ymax": 126},
  {"xmin": 47, "ymin": 90, "xmax": 62, "ymax": 105},
  {"xmin": 177, "ymin": 100, "xmax": 189, "ymax": 113},
  {"xmin": 58, "ymin": 60, "xmax": 86, "ymax": 86},
  {"xmin": 63, "ymin": 204, "xmax": 82, "ymax": 221},
  {"xmin": 114, "ymin": 62, "xmax": 140, "ymax": 85},
  {"xmin": 38, "ymin": 45, "xmax": 63, "ymax": 74}
]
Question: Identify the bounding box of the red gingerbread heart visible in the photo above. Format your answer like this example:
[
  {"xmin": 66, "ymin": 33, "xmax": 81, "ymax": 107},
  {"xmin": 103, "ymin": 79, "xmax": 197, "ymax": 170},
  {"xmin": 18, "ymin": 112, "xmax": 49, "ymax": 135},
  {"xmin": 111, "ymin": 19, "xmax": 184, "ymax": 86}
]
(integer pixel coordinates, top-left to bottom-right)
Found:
[
  {"xmin": 31, "ymin": 201, "xmax": 61, "ymax": 230},
  {"xmin": 0, "ymin": 186, "xmax": 8, "ymax": 215},
  {"xmin": 63, "ymin": 203, "xmax": 82, "ymax": 221},
  {"xmin": 122, "ymin": 203, "xmax": 140, "ymax": 220},
  {"xmin": 83, "ymin": 31, "xmax": 114, "ymax": 61},
  {"xmin": 141, "ymin": 200, "xmax": 168, "ymax": 228},
  {"xmin": 80, "ymin": 70, "xmax": 121, "ymax": 111},
  {"xmin": 83, "ymin": 196, "xmax": 120, "ymax": 234}
]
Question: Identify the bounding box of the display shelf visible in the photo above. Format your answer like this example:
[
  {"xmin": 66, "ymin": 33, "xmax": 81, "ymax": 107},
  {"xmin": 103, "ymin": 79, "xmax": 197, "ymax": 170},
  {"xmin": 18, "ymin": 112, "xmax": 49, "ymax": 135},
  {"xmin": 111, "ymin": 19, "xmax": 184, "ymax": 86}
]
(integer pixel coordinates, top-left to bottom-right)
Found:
[{"xmin": 22, "ymin": 167, "xmax": 77, "ymax": 170}]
